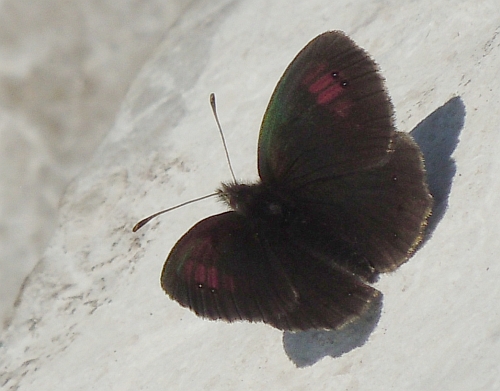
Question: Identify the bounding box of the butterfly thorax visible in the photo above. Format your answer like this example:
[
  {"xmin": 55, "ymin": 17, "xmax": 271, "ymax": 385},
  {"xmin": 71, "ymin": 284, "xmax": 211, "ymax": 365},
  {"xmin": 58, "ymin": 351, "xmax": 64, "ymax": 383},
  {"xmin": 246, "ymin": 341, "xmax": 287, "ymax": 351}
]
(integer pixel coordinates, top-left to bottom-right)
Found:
[{"xmin": 217, "ymin": 182, "xmax": 293, "ymax": 227}]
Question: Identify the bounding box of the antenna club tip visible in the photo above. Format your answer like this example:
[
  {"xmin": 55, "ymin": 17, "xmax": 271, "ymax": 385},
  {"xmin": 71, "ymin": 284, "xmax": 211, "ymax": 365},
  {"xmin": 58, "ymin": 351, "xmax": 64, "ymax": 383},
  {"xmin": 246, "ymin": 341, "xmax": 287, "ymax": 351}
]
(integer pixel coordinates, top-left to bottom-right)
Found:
[{"xmin": 133, "ymin": 219, "xmax": 148, "ymax": 232}]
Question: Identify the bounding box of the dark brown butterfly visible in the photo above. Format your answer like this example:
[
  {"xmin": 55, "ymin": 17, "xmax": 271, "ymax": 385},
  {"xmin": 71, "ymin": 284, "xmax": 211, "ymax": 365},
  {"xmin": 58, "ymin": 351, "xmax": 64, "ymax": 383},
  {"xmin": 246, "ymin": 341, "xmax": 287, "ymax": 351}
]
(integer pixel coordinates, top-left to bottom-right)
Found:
[{"xmin": 142, "ymin": 31, "xmax": 432, "ymax": 331}]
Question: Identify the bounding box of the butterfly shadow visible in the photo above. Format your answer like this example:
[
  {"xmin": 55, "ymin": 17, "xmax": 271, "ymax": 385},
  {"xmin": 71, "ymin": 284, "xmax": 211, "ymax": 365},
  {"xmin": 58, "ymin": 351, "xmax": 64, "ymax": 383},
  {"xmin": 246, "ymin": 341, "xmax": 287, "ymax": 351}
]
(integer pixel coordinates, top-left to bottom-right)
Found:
[
  {"xmin": 283, "ymin": 96, "xmax": 465, "ymax": 367},
  {"xmin": 411, "ymin": 96, "xmax": 465, "ymax": 239},
  {"xmin": 283, "ymin": 294, "xmax": 382, "ymax": 367}
]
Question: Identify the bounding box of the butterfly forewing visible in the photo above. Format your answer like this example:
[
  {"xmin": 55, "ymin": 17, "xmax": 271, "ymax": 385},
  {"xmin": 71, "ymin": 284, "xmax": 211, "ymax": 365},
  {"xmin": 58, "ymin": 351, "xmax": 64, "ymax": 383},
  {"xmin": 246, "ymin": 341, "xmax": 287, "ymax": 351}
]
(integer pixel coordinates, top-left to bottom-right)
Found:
[
  {"xmin": 258, "ymin": 31, "xmax": 394, "ymax": 185},
  {"xmin": 162, "ymin": 212, "xmax": 299, "ymax": 324}
]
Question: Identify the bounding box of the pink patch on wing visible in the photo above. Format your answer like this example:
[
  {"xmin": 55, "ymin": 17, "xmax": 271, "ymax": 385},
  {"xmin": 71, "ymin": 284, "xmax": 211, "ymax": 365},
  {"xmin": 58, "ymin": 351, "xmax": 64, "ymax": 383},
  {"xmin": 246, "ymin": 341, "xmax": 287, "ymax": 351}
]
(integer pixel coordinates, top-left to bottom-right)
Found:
[
  {"xmin": 183, "ymin": 259, "xmax": 237, "ymax": 292},
  {"xmin": 182, "ymin": 259, "xmax": 202, "ymax": 284},
  {"xmin": 302, "ymin": 65, "xmax": 347, "ymax": 108},
  {"xmin": 302, "ymin": 64, "xmax": 326, "ymax": 86},
  {"xmin": 309, "ymin": 74, "xmax": 334, "ymax": 94},
  {"xmin": 317, "ymin": 84, "xmax": 344, "ymax": 105},
  {"xmin": 206, "ymin": 266, "xmax": 219, "ymax": 289},
  {"xmin": 194, "ymin": 263, "xmax": 206, "ymax": 283}
]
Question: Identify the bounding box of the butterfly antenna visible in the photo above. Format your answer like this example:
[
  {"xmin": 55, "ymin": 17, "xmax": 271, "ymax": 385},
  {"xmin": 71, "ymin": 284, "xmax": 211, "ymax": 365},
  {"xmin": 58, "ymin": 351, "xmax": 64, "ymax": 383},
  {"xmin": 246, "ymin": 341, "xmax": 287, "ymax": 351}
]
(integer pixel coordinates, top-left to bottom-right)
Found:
[
  {"xmin": 133, "ymin": 193, "xmax": 218, "ymax": 232},
  {"xmin": 210, "ymin": 93, "xmax": 237, "ymax": 183}
]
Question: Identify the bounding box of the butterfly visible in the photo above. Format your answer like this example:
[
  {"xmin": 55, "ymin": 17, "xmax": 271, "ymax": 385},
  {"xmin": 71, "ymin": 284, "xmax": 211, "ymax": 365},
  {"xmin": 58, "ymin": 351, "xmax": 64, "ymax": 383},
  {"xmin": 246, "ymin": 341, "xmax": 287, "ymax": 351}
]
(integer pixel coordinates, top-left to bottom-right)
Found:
[{"xmin": 148, "ymin": 31, "xmax": 432, "ymax": 331}]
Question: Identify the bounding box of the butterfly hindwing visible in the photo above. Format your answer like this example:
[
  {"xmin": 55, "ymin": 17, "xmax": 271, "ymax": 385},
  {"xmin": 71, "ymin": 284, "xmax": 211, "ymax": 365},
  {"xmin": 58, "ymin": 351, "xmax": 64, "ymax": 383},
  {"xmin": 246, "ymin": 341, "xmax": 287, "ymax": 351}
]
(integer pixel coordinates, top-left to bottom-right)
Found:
[
  {"xmin": 262, "ymin": 240, "xmax": 381, "ymax": 330},
  {"xmin": 333, "ymin": 132, "xmax": 432, "ymax": 273},
  {"xmin": 286, "ymin": 132, "xmax": 432, "ymax": 280}
]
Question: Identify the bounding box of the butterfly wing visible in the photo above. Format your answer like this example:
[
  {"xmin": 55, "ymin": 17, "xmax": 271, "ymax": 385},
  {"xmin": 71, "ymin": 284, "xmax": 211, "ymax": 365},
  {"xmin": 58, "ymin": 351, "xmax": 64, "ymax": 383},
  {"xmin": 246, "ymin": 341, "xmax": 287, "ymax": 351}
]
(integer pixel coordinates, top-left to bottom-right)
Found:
[
  {"xmin": 162, "ymin": 211, "xmax": 298, "ymax": 324},
  {"xmin": 162, "ymin": 211, "xmax": 380, "ymax": 330},
  {"xmin": 258, "ymin": 31, "xmax": 394, "ymax": 185},
  {"xmin": 263, "ymin": 239, "xmax": 381, "ymax": 331},
  {"xmin": 286, "ymin": 132, "xmax": 432, "ymax": 280},
  {"xmin": 257, "ymin": 31, "xmax": 432, "ymax": 279}
]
